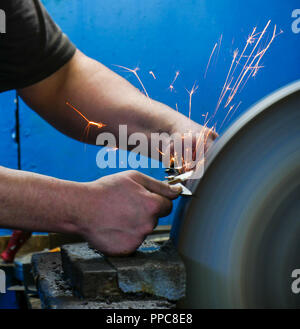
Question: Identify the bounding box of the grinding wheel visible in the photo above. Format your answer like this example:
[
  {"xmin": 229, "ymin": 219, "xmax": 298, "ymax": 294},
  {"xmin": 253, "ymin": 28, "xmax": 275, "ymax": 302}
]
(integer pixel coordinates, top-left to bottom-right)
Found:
[{"xmin": 171, "ymin": 80, "xmax": 300, "ymax": 308}]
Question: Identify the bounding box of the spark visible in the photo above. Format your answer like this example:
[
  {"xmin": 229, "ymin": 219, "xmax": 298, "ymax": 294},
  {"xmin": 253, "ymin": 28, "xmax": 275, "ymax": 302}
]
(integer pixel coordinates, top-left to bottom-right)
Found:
[
  {"xmin": 250, "ymin": 26, "xmax": 283, "ymax": 77},
  {"xmin": 115, "ymin": 21, "xmax": 280, "ymax": 175},
  {"xmin": 149, "ymin": 71, "xmax": 157, "ymax": 80},
  {"xmin": 224, "ymin": 20, "xmax": 276, "ymax": 107},
  {"xmin": 228, "ymin": 23, "xmax": 271, "ymax": 99},
  {"xmin": 204, "ymin": 42, "xmax": 218, "ymax": 78},
  {"xmin": 193, "ymin": 127, "xmax": 206, "ymax": 162},
  {"xmin": 113, "ymin": 65, "xmax": 150, "ymax": 99},
  {"xmin": 107, "ymin": 147, "xmax": 119, "ymax": 152},
  {"xmin": 214, "ymin": 49, "xmax": 238, "ymax": 116},
  {"xmin": 216, "ymin": 34, "xmax": 223, "ymax": 61},
  {"xmin": 219, "ymin": 104, "xmax": 235, "ymax": 129},
  {"xmin": 66, "ymin": 101, "xmax": 106, "ymax": 141},
  {"xmin": 202, "ymin": 112, "xmax": 209, "ymax": 125},
  {"xmin": 212, "ymin": 20, "xmax": 281, "ymax": 120},
  {"xmin": 172, "ymin": 151, "xmax": 182, "ymax": 169},
  {"xmin": 168, "ymin": 71, "xmax": 180, "ymax": 92},
  {"xmin": 156, "ymin": 148, "xmax": 165, "ymax": 156},
  {"xmin": 228, "ymin": 101, "xmax": 242, "ymax": 122},
  {"xmin": 186, "ymin": 83, "xmax": 199, "ymax": 121}
]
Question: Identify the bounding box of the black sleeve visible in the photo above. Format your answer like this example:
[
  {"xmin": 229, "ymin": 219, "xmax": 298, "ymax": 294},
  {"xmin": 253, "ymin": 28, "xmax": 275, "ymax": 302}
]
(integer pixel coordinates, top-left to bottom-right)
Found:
[{"xmin": 0, "ymin": 0, "xmax": 76, "ymax": 93}]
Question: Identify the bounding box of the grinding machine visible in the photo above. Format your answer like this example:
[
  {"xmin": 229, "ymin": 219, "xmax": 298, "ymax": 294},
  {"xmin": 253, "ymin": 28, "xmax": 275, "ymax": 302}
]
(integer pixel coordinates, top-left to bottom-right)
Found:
[{"xmin": 171, "ymin": 80, "xmax": 300, "ymax": 308}]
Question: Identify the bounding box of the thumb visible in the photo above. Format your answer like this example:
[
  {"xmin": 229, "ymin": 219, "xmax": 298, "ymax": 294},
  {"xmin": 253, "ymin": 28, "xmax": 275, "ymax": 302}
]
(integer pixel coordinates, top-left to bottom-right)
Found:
[{"xmin": 131, "ymin": 172, "xmax": 182, "ymax": 199}]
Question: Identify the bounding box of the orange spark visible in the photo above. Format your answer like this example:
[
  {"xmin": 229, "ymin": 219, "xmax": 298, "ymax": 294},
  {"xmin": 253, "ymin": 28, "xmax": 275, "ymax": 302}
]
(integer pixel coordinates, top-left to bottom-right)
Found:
[
  {"xmin": 214, "ymin": 28, "xmax": 257, "ymax": 112},
  {"xmin": 219, "ymin": 104, "xmax": 235, "ymax": 129},
  {"xmin": 215, "ymin": 34, "xmax": 223, "ymax": 62},
  {"xmin": 149, "ymin": 71, "xmax": 157, "ymax": 80},
  {"xmin": 193, "ymin": 127, "xmax": 206, "ymax": 162},
  {"xmin": 204, "ymin": 42, "xmax": 218, "ymax": 78},
  {"xmin": 186, "ymin": 83, "xmax": 198, "ymax": 121},
  {"xmin": 172, "ymin": 152, "xmax": 182, "ymax": 168},
  {"xmin": 228, "ymin": 101, "xmax": 242, "ymax": 122},
  {"xmin": 202, "ymin": 112, "xmax": 209, "ymax": 125},
  {"xmin": 251, "ymin": 26, "xmax": 283, "ymax": 77},
  {"xmin": 218, "ymin": 34, "xmax": 223, "ymax": 50},
  {"xmin": 156, "ymin": 148, "xmax": 165, "ymax": 156},
  {"xmin": 168, "ymin": 71, "xmax": 180, "ymax": 92},
  {"xmin": 224, "ymin": 20, "xmax": 275, "ymax": 107},
  {"xmin": 214, "ymin": 49, "xmax": 238, "ymax": 116},
  {"xmin": 107, "ymin": 147, "xmax": 119, "ymax": 152},
  {"xmin": 66, "ymin": 101, "xmax": 106, "ymax": 141},
  {"xmin": 113, "ymin": 65, "xmax": 150, "ymax": 99},
  {"xmin": 213, "ymin": 20, "xmax": 281, "ymax": 118}
]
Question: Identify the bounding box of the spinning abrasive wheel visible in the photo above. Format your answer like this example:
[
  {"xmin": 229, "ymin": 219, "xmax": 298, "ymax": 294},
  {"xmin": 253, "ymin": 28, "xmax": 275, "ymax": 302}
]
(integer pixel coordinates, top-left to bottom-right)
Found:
[{"xmin": 171, "ymin": 81, "xmax": 300, "ymax": 308}]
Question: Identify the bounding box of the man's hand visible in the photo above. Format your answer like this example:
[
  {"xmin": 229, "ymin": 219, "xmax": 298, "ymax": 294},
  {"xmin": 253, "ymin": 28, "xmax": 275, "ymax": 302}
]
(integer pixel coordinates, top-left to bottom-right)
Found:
[{"xmin": 74, "ymin": 171, "xmax": 182, "ymax": 256}]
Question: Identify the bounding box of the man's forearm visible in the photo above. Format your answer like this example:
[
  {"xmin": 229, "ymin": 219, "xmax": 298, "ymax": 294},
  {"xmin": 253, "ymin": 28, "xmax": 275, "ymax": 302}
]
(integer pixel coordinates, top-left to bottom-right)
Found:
[
  {"xmin": 0, "ymin": 166, "xmax": 80, "ymax": 233},
  {"xmin": 19, "ymin": 50, "xmax": 206, "ymax": 150}
]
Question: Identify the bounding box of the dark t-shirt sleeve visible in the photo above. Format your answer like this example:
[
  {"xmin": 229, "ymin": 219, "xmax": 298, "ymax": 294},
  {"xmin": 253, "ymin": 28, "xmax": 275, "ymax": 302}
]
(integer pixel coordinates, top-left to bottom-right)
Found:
[{"xmin": 0, "ymin": 0, "xmax": 76, "ymax": 93}]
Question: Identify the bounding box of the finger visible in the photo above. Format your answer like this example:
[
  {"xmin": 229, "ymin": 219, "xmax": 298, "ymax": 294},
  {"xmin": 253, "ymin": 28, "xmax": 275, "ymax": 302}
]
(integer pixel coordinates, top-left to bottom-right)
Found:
[
  {"xmin": 131, "ymin": 172, "xmax": 182, "ymax": 199},
  {"xmin": 149, "ymin": 193, "xmax": 173, "ymax": 218},
  {"xmin": 204, "ymin": 127, "xmax": 218, "ymax": 153},
  {"xmin": 206, "ymin": 127, "xmax": 218, "ymax": 140}
]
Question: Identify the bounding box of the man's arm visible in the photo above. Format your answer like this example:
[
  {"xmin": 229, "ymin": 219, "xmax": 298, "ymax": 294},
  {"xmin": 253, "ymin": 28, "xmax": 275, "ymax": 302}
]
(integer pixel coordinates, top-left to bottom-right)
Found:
[
  {"xmin": 18, "ymin": 50, "xmax": 216, "ymax": 154},
  {"xmin": 0, "ymin": 165, "xmax": 181, "ymax": 255}
]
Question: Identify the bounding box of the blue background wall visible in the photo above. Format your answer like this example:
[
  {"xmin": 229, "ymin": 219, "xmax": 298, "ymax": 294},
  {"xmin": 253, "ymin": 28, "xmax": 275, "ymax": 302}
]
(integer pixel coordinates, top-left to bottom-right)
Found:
[{"xmin": 0, "ymin": 0, "xmax": 299, "ymax": 231}]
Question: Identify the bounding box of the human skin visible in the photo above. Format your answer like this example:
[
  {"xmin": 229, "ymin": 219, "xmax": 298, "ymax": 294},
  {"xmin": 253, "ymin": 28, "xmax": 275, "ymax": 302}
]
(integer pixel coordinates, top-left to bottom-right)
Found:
[{"xmin": 0, "ymin": 50, "xmax": 216, "ymax": 256}]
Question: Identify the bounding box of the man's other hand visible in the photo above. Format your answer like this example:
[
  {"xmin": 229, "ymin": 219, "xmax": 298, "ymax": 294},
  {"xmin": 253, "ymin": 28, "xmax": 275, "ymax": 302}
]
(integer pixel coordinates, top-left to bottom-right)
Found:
[{"xmin": 75, "ymin": 171, "xmax": 182, "ymax": 256}]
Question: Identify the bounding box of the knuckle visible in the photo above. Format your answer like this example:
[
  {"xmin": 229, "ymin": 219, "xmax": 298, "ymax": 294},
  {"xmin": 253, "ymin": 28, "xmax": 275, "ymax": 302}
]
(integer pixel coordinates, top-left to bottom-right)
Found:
[{"xmin": 127, "ymin": 170, "xmax": 141, "ymax": 180}]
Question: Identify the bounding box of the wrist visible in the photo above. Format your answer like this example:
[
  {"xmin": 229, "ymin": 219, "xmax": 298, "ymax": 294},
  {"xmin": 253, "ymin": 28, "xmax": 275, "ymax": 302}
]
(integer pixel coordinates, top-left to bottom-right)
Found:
[
  {"xmin": 64, "ymin": 180, "xmax": 105, "ymax": 239},
  {"xmin": 61, "ymin": 181, "xmax": 91, "ymax": 236}
]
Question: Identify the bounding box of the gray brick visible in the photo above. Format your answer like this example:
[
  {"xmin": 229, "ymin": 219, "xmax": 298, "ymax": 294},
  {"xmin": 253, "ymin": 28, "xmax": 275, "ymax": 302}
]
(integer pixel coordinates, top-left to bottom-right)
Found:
[
  {"xmin": 107, "ymin": 240, "xmax": 186, "ymax": 301},
  {"xmin": 61, "ymin": 243, "xmax": 120, "ymax": 298}
]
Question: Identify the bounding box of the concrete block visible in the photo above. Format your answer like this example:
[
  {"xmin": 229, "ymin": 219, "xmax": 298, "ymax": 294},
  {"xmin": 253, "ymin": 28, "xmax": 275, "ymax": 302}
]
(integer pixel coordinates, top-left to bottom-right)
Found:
[
  {"xmin": 60, "ymin": 240, "xmax": 186, "ymax": 301},
  {"xmin": 108, "ymin": 240, "xmax": 186, "ymax": 301},
  {"xmin": 31, "ymin": 252, "xmax": 174, "ymax": 309},
  {"xmin": 61, "ymin": 243, "xmax": 119, "ymax": 298},
  {"xmin": 31, "ymin": 252, "xmax": 74, "ymax": 308}
]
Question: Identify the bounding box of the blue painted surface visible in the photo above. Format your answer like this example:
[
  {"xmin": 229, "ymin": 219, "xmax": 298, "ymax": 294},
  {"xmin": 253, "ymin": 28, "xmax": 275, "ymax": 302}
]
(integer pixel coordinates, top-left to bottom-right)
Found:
[
  {"xmin": 0, "ymin": 91, "xmax": 18, "ymax": 169},
  {"xmin": 0, "ymin": 291, "xmax": 19, "ymax": 309},
  {"xmin": 9, "ymin": 0, "xmax": 300, "ymax": 228},
  {"xmin": 0, "ymin": 91, "xmax": 18, "ymax": 236},
  {"xmin": 0, "ymin": 264, "xmax": 19, "ymax": 309}
]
